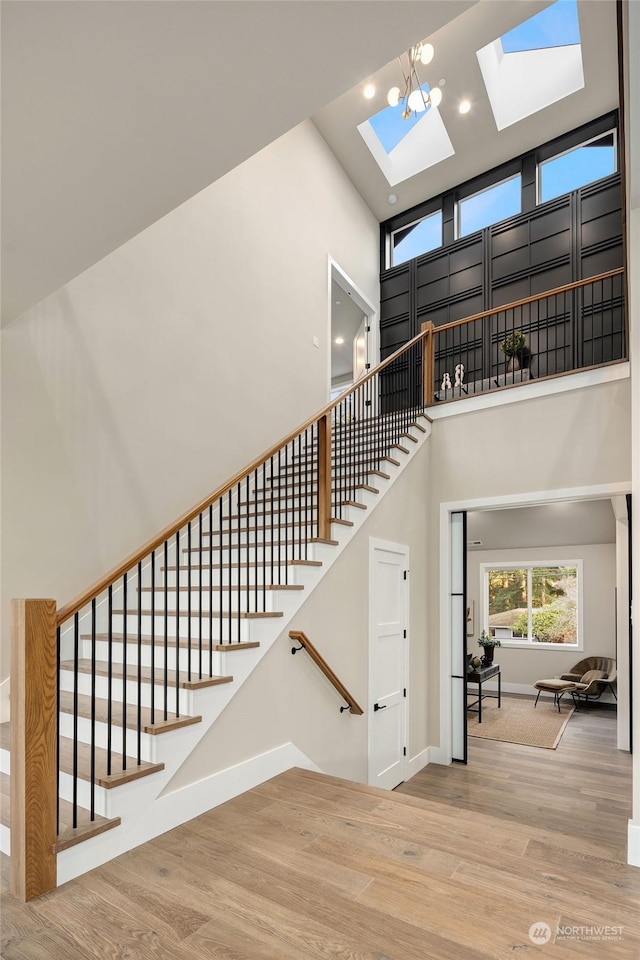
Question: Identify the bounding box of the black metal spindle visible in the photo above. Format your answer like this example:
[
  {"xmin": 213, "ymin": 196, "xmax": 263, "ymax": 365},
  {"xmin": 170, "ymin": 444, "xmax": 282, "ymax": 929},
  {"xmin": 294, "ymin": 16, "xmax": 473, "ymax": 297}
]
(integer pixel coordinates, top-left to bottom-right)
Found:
[
  {"xmin": 187, "ymin": 522, "xmax": 192, "ymax": 683},
  {"xmin": 137, "ymin": 562, "xmax": 142, "ymax": 761},
  {"xmin": 208, "ymin": 505, "xmax": 213, "ymax": 662},
  {"xmin": 91, "ymin": 598, "xmax": 96, "ymax": 818},
  {"xmin": 122, "ymin": 573, "xmax": 128, "ymax": 769},
  {"xmin": 227, "ymin": 488, "xmax": 233, "ymax": 645},
  {"xmin": 108, "ymin": 585, "xmax": 113, "ymax": 771},
  {"xmin": 163, "ymin": 542, "xmax": 168, "ymax": 722},
  {"xmin": 246, "ymin": 475, "xmax": 251, "ymax": 612},
  {"xmin": 198, "ymin": 512, "xmax": 203, "ymax": 668},
  {"xmin": 150, "ymin": 556, "xmax": 155, "ymax": 727},
  {"xmin": 72, "ymin": 612, "xmax": 79, "ymax": 828},
  {"xmin": 175, "ymin": 532, "xmax": 181, "ymax": 718}
]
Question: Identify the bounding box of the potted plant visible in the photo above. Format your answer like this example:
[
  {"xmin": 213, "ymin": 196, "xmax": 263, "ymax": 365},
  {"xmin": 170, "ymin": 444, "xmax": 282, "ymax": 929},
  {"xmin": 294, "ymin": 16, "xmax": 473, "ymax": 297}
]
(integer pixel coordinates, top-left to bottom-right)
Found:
[
  {"xmin": 477, "ymin": 630, "xmax": 501, "ymax": 666},
  {"xmin": 500, "ymin": 330, "xmax": 529, "ymax": 372}
]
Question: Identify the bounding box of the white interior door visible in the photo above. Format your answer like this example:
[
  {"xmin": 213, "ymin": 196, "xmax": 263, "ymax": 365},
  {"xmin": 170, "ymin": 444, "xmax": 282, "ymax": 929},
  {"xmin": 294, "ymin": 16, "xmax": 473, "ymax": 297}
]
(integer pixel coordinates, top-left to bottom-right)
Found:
[
  {"xmin": 369, "ymin": 539, "xmax": 409, "ymax": 790},
  {"xmin": 353, "ymin": 316, "xmax": 367, "ymax": 381}
]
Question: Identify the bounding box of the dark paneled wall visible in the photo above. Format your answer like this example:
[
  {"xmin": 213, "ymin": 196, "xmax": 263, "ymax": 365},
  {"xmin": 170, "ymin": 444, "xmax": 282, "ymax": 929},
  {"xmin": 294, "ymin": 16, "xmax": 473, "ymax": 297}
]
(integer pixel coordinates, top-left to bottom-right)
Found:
[{"xmin": 379, "ymin": 115, "xmax": 624, "ymax": 381}]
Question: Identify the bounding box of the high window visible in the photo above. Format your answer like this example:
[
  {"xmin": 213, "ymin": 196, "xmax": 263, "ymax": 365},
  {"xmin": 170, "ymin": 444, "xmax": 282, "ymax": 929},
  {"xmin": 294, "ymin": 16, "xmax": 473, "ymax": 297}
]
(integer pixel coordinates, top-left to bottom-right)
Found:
[
  {"xmin": 482, "ymin": 562, "xmax": 581, "ymax": 647},
  {"xmin": 457, "ymin": 175, "xmax": 521, "ymax": 238},
  {"xmin": 538, "ymin": 131, "xmax": 617, "ymax": 203},
  {"xmin": 391, "ymin": 211, "xmax": 442, "ymax": 266}
]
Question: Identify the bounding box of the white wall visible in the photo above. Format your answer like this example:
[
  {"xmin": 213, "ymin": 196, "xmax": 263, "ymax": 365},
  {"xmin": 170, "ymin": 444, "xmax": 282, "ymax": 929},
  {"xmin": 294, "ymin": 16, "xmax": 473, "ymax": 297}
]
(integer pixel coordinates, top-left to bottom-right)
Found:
[
  {"xmin": 165, "ymin": 438, "xmax": 432, "ymax": 791},
  {"xmin": 467, "ymin": 544, "xmax": 616, "ymax": 689},
  {"xmin": 0, "ymin": 120, "xmax": 380, "ymax": 673}
]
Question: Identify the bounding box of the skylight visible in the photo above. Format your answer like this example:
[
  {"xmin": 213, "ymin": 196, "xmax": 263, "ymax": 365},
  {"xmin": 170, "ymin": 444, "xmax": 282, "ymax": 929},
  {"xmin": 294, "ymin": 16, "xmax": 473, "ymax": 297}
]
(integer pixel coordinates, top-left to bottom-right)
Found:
[
  {"xmin": 358, "ymin": 86, "xmax": 454, "ymax": 186},
  {"xmin": 477, "ymin": 0, "xmax": 585, "ymax": 131}
]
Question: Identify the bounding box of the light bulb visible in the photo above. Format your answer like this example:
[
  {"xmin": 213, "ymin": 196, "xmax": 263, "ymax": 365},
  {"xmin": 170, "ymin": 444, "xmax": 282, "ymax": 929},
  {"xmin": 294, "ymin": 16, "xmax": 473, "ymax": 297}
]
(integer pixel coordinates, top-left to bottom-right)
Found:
[
  {"xmin": 420, "ymin": 42, "xmax": 434, "ymax": 65},
  {"xmin": 429, "ymin": 86, "xmax": 442, "ymax": 108},
  {"xmin": 387, "ymin": 86, "xmax": 400, "ymax": 108},
  {"xmin": 408, "ymin": 88, "xmax": 427, "ymax": 112},
  {"xmin": 334, "ymin": 337, "xmax": 344, "ymax": 345},
  {"xmin": 459, "ymin": 99, "xmax": 471, "ymax": 115},
  {"xmin": 364, "ymin": 84, "xmax": 375, "ymax": 100}
]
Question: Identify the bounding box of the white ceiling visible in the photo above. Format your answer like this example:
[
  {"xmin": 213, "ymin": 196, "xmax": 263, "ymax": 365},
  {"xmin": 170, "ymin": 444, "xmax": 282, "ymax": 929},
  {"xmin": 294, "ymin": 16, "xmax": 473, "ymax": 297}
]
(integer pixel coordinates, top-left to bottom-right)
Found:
[
  {"xmin": 467, "ymin": 499, "xmax": 617, "ymax": 552},
  {"xmin": 313, "ymin": 0, "xmax": 619, "ymax": 222},
  {"xmin": 0, "ymin": 0, "xmax": 475, "ymax": 325}
]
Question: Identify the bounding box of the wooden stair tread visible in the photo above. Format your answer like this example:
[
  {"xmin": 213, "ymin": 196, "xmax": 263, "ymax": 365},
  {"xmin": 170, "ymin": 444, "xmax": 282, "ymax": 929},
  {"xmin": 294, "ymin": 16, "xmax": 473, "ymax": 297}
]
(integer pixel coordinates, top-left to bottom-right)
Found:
[
  {"xmin": 58, "ymin": 690, "xmax": 202, "ymax": 735},
  {"xmin": 0, "ymin": 771, "xmax": 121, "ymax": 850},
  {"xmin": 60, "ymin": 658, "xmax": 234, "ymax": 691},
  {"xmin": 111, "ymin": 608, "xmax": 283, "ymax": 620},
  {"xmin": 84, "ymin": 633, "xmax": 260, "ymax": 655},
  {"xmin": 309, "ymin": 537, "xmax": 339, "ymax": 545},
  {"xmin": 57, "ymin": 735, "xmax": 164, "ymax": 789}
]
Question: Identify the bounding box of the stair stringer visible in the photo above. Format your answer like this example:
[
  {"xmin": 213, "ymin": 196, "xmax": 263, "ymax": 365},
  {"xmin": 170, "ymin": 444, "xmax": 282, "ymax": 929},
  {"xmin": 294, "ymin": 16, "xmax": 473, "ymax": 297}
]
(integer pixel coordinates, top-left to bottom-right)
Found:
[{"xmin": 55, "ymin": 417, "xmax": 431, "ymax": 885}]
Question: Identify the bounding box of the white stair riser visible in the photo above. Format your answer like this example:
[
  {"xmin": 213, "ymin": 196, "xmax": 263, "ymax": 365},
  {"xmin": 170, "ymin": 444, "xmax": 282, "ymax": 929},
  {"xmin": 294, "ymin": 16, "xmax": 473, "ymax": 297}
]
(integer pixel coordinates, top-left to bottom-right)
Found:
[
  {"xmin": 59, "ymin": 671, "xmax": 191, "ymax": 714},
  {"xmin": 109, "ymin": 613, "xmax": 254, "ymax": 642},
  {"xmin": 133, "ymin": 591, "xmax": 277, "ymax": 614},
  {"xmin": 58, "ymin": 772, "xmax": 109, "ymax": 817},
  {"xmin": 161, "ymin": 565, "xmax": 302, "ymax": 588},
  {"xmin": 184, "ymin": 544, "xmax": 317, "ymax": 563},
  {"xmin": 81, "ymin": 638, "xmax": 223, "ymax": 674},
  {"xmin": 58, "ymin": 712, "xmax": 156, "ymax": 763}
]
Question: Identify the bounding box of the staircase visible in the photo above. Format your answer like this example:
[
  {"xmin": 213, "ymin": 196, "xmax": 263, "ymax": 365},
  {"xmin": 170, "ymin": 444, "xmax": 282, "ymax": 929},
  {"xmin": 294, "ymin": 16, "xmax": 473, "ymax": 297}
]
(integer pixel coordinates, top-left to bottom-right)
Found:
[{"xmin": 2, "ymin": 331, "xmax": 432, "ymax": 897}]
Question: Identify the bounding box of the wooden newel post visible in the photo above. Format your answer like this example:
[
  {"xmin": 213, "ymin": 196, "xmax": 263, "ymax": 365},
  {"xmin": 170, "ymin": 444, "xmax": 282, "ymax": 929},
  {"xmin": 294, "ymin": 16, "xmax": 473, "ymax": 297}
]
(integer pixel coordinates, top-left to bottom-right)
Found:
[
  {"xmin": 10, "ymin": 598, "xmax": 58, "ymax": 901},
  {"xmin": 421, "ymin": 320, "xmax": 435, "ymax": 408},
  {"xmin": 318, "ymin": 412, "xmax": 333, "ymax": 541}
]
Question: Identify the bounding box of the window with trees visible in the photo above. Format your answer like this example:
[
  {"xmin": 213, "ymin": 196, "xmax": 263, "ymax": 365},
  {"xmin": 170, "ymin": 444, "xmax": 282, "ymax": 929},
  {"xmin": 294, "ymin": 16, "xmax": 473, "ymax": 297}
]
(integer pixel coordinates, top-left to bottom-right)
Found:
[{"xmin": 481, "ymin": 562, "xmax": 580, "ymax": 646}]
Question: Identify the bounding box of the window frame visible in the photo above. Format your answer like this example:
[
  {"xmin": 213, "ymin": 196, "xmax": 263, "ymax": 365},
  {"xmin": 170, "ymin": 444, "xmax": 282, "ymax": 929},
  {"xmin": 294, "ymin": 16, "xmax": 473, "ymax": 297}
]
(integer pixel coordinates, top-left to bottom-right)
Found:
[
  {"xmin": 456, "ymin": 172, "xmax": 522, "ymax": 240},
  {"xmin": 536, "ymin": 128, "xmax": 618, "ymax": 205},
  {"xmin": 387, "ymin": 208, "xmax": 443, "ymax": 269},
  {"xmin": 480, "ymin": 559, "xmax": 583, "ymax": 650}
]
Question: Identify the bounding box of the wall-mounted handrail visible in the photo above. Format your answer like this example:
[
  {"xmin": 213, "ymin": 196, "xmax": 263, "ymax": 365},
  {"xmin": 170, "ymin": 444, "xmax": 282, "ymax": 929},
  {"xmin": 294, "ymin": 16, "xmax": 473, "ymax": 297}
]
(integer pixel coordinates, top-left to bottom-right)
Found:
[{"xmin": 289, "ymin": 631, "xmax": 363, "ymax": 715}]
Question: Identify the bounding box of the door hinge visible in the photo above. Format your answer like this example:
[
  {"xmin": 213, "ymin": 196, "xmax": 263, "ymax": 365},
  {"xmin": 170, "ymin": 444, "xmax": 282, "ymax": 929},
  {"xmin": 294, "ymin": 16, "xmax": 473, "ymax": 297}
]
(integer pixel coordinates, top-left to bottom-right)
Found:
[
  {"xmin": 403, "ymin": 747, "xmax": 407, "ymax": 756},
  {"xmin": 366, "ymin": 325, "xmax": 371, "ymax": 332},
  {"xmin": 403, "ymin": 629, "xmax": 407, "ymax": 638},
  {"xmin": 365, "ymin": 363, "xmax": 371, "ymax": 369},
  {"xmin": 403, "ymin": 570, "xmax": 408, "ymax": 580},
  {"xmin": 403, "ymin": 688, "xmax": 407, "ymax": 697},
  {"xmin": 365, "ymin": 399, "xmax": 372, "ymax": 406}
]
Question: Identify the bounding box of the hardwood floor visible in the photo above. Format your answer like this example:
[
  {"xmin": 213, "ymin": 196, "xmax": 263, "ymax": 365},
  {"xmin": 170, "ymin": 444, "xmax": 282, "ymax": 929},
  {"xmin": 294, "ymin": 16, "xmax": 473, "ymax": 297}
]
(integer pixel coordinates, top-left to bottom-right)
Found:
[{"xmin": 2, "ymin": 707, "xmax": 639, "ymax": 959}]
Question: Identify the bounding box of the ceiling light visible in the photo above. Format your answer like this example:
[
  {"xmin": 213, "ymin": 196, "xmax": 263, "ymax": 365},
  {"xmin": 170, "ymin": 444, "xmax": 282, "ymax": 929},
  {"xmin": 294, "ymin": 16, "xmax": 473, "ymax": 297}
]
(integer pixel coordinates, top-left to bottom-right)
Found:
[
  {"xmin": 364, "ymin": 84, "xmax": 376, "ymax": 100},
  {"xmin": 335, "ymin": 299, "xmax": 341, "ymax": 305},
  {"xmin": 388, "ymin": 193, "xmax": 398, "ymax": 204},
  {"xmin": 419, "ymin": 42, "xmax": 434, "ymax": 65},
  {"xmin": 387, "ymin": 40, "xmax": 441, "ymax": 120},
  {"xmin": 459, "ymin": 99, "xmax": 471, "ymax": 115},
  {"xmin": 334, "ymin": 337, "xmax": 345, "ymax": 345}
]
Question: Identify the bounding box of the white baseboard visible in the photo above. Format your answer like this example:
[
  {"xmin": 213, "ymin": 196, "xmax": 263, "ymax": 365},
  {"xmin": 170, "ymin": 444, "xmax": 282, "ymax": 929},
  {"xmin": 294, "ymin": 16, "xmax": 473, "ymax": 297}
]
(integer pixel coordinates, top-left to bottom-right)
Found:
[
  {"xmin": 428, "ymin": 744, "xmax": 451, "ymax": 765},
  {"xmin": 407, "ymin": 747, "xmax": 430, "ymax": 779},
  {"xmin": 628, "ymin": 820, "xmax": 640, "ymax": 867},
  {"xmin": 57, "ymin": 742, "xmax": 319, "ymax": 886}
]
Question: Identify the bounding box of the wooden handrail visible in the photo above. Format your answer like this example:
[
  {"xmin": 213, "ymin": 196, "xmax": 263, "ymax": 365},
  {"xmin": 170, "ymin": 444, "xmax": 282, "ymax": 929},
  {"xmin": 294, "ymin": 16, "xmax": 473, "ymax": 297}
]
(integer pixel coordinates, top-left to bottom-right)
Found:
[
  {"xmin": 289, "ymin": 630, "xmax": 364, "ymax": 715},
  {"xmin": 56, "ymin": 266, "xmax": 623, "ymax": 625},
  {"xmin": 432, "ymin": 268, "xmax": 624, "ymax": 336},
  {"xmin": 56, "ymin": 328, "xmax": 433, "ymax": 625}
]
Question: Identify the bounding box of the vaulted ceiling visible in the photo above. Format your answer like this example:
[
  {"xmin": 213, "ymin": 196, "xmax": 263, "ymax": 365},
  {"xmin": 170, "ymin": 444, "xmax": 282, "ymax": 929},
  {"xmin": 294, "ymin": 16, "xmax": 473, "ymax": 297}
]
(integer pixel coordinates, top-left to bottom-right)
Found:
[{"xmin": 0, "ymin": 0, "xmax": 474, "ymax": 325}]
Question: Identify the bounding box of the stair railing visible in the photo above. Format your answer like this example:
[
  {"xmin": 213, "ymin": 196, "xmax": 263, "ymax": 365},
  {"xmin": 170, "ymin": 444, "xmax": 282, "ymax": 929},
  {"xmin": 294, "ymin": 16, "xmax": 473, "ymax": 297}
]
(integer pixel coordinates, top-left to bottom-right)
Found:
[
  {"xmin": 10, "ymin": 325, "xmax": 432, "ymax": 900},
  {"xmin": 289, "ymin": 631, "xmax": 364, "ymax": 714}
]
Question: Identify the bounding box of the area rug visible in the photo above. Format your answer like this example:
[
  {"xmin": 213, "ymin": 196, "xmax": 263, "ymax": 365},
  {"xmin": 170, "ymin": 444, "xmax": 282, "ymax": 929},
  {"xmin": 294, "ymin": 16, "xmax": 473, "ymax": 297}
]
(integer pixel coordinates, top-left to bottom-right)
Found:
[{"xmin": 467, "ymin": 695, "xmax": 574, "ymax": 749}]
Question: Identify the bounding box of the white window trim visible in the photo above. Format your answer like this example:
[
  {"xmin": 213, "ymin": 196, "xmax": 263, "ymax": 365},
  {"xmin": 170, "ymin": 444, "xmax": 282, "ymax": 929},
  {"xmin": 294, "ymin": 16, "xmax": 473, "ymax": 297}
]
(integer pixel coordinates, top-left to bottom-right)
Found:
[
  {"xmin": 536, "ymin": 129, "xmax": 617, "ymax": 205},
  {"xmin": 456, "ymin": 173, "xmax": 522, "ymax": 240},
  {"xmin": 480, "ymin": 559, "xmax": 584, "ymax": 651}
]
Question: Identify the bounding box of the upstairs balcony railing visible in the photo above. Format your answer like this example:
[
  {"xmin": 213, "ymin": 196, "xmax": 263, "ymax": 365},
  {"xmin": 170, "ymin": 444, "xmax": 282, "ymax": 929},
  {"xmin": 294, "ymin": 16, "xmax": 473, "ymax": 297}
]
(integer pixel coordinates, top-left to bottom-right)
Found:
[{"xmin": 424, "ymin": 268, "xmax": 625, "ymax": 403}]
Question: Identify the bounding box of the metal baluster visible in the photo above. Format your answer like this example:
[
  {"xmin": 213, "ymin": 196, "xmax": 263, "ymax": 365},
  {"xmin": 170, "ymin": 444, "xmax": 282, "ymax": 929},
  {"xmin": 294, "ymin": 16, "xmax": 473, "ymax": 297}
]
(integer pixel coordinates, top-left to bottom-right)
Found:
[
  {"xmin": 237, "ymin": 482, "xmax": 242, "ymax": 642},
  {"xmin": 208, "ymin": 505, "xmax": 213, "ymax": 662},
  {"xmin": 149, "ymin": 557, "xmax": 155, "ymax": 727},
  {"xmin": 73, "ymin": 612, "xmax": 79, "ymax": 828},
  {"xmin": 175, "ymin": 532, "xmax": 181, "ymax": 718},
  {"xmin": 137, "ymin": 562, "xmax": 142, "ymax": 760},
  {"xmin": 187, "ymin": 522, "xmax": 192, "ymax": 683},
  {"xmin": 261, "ymin": 464, "xmax": 266, "ymax": 610},
  {"xmin": 122, "ymin": 574, "xmax": 128, "ymax": 767},
  {"xmin": 246, "ymin": 474, "xmax": 251, "ymax": 611},
  {"xmin": 163, "ymin": 543, "xmax": 168, "ymax": 722}
]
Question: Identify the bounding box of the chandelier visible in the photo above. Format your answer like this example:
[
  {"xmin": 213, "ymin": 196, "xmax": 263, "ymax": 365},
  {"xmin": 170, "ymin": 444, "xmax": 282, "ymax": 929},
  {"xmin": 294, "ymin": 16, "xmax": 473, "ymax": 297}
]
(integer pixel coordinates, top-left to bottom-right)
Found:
[{"xmin": 387, "ymin": 41, "xmax": 442, "ymax": 119}]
